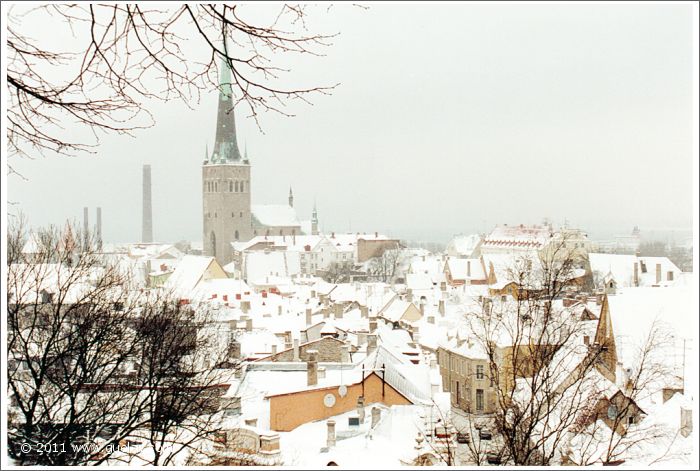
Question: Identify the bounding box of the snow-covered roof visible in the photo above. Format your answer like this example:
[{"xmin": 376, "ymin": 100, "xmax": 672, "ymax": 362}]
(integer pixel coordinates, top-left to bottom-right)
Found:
[
  {"xmin": 406, "ymin": 273, "xmax": 433, "ymax": 291},
  {"xmin": 589, "ymin": 253, "xmax": 683, "ymax": 288},
  {"xmin": 446, "ymin": 234, "xmax": 482, "ymax": 257},
  {"xmin": 483, "ymin": 224, "xmax": 553, "ymax": 249},
  {"xmin": 607, "ymin": 286, "xmax": 695, "ymax": 381},
  {"xmin": 378, "ymin": 297, "xmax": 414, "ymax": 323},
  {"xmin": 252, "ymin": 204, "xmax": 300, "ymax": 228},
  {"xmin": 244, "ymin": 250, "xmax": 301, "ymax": 284},
  {"xmin": 164, "ymin": 255, "xmax": 219, "ymax": 297},
  {"xmin": 444, "ymin": 257, "xmax": 485, "ymax": 281}
]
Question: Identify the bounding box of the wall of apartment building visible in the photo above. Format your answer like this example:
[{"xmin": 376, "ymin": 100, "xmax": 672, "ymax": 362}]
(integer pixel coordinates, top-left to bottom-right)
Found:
[
  {"xmin": 437, "ymin": 347, "xmax": 498, "ymax": 414},
  {"xmin": 268, "ymin": 372, "xmax": 411, "ymax": 431}
]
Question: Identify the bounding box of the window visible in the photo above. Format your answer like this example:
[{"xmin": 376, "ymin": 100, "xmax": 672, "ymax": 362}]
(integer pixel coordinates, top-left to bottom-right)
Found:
[
  {"xmin": 476, "ymin": 365, "xmax": 484, "ymax": 380},
  {"xmin": 476, "ymin": 389, "xmax": 484, "ymax": 411},
  {"xmin": 240, "ymin": 211, "xmax": 243, "ymax": 217},
  {"xmin": 234, "ymin": 230, "xmax": 239, "ymax": 240},
  {"xmin": 501, "ymin": 295, "xmax": 507, "ymax": 302},
  {"xmin": 214, "ymin": 212, "xmax": 217, "ymax": 218},
  {"xmin": 667, "ymin": 271, "xmax": 674, "ymax": 281},
  {"xmin": 628, "ymin": 416, "xmax": 635, "ymax": 425},
  {"xmin": 232, "ymin": 212, "xmax": 235, "ymax": 218},
  {"xmin": 607, "ymin": 404, "xmax": 618, "ymax": 420},
  {"xmin": 240, "ymin": 181, "xmax": 245, "ymax": 192},
  {"xmin": 229, "ymin": 181, "xmax": 233, "ymax": 192},
  {"xmin": 235, "ymin": 181, "xmax": 239, "ymax": 192}
]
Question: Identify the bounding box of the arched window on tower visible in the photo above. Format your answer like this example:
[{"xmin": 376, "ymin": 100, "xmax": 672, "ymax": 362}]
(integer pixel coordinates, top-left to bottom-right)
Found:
[
  {"xmin": 210, "ymin": 231, "xmax": 216, "ymax": 258},
  {"xmin": 235, "ymin": 181, "xmax": 239, "ymax": 192},
  {"xmin": 235, "ymin": 230, "xmax": 239, "ymax": 241},
  {"xmin": 215, "ymin": 181, "xmax": 219, "ymax": 192},
  {"xmin": 240, "ymin": 181, "xmax": 245, "ymax": 193},
  {"xmin": 229, "ymin": 181, "xmax": 233, "ymax": 192}
]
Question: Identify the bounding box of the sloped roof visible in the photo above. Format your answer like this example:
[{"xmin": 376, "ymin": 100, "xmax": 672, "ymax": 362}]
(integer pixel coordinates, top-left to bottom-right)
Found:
[
  {"xmin": 252, "ymin": 204, "xmax": 300, "ymax": 228},
  {"xmin": 446, "ymin": 234, "xmax": 482, "ymax": 256},
  {"xmin": 164, "ymin": 255, "xmax": 217, "ymax": 297}
]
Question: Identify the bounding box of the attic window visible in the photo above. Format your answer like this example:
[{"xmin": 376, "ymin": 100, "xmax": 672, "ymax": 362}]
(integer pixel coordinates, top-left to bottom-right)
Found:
[
  {"xmin": 667, "ymin": 271, "xmax": 674, "ymax": 281},
  {"xmin": 640, "ymin": 261, "xmax": 647, "ymax": 273},
  {"xmin": 607, "ymin": 404, "xmax": 618, "ymax": 420}
]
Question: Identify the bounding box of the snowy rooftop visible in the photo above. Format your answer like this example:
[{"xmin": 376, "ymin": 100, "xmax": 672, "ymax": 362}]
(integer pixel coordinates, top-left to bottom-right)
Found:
[{"xmin": 251, "ymin": 204, "xmax": 300, "ymax": 227}]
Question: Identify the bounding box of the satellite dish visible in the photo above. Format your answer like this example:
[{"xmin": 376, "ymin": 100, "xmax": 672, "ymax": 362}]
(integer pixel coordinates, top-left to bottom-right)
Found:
[
  {"xmin": 338, "ymin": 385, "xmax": 348, "ymax": 397},
  {"xmin": 324, "ymin": 393, "xmax": 336, "ymax": 408}
]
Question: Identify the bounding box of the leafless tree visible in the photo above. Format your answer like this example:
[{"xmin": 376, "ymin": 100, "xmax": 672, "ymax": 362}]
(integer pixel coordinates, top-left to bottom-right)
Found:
[
  {"xmin": 7, "ymin": 218, "xmax": 236, "ymax": 465},
  {"xmin": 321, "ymin": 261, "xmax": 356, "ymax": 284},
  {"xmin": 567, "ymin": 320, "xmax": 676, "ymax": 466},
  {"xmin": 7, "ymin": 3, "xmax": 338, "ymax": 172},
  {"xmin": 367, "ymin": 247, "xmax": 405, "ymax": 283},
  {"xmin": 465, "ymin": 238, "xmax": 613, "ymax": 465}
]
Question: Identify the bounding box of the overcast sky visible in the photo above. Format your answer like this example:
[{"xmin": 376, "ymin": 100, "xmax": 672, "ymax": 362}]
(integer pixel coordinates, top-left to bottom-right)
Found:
[{"xmin": 7, "ymin": 3, "xmax": 696, "ymax": 244}]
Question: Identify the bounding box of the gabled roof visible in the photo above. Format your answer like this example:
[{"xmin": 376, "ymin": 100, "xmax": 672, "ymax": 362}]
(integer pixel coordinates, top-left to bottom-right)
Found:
[
  {"xmin": 164, "ymin": 255, "xmax": 219, "ymax": 297},
  {"xmin": 252, "ymin": 204, "xmax": 300, "ymax": 228}
]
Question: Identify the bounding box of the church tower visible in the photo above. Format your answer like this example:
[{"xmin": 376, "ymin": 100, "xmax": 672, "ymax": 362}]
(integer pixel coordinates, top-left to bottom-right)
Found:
[
  {"xmin": 203, "ymin": 59, "xmax": 252, "ymax": 264},
  {"xmin": 311, "ymin": 201, "xmax": 319, "ymax": 235}
]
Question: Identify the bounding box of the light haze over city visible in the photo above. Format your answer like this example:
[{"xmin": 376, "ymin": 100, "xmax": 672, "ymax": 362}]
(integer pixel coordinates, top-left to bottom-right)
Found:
[{"xmin": 8, "ymin": 3, "xmax": 695, "ymax": 244}]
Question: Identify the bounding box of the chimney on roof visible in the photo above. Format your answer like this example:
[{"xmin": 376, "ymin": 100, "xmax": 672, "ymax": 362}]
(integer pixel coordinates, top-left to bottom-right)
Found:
[
  {"xmin": 326, "ymin": 419, "xmax": 336, "ymax": 448},
  {"xmin": 357, "ymin": 396, "xmax": 366, "ymax": 423},
  {"xmin": 307, "ymin": 350, "xmax": 318, "ymax": 386},
  {"xmin": 371, "ymin": 407, "xmax": 381, "ymax": 428},
  {"xmin": 369, "ymin": 317, "xmax": 377, "ymax": 333},
  {"xmin": 412, "ymin": 326, "xmax": 420, "ymax": 346},
  {"xmin": 358, "ymin": 332, "xmax": 368, "ymax": 345},
  {"xmin": 360, "ymin": 305, "xmax": 368, "ymax": 318},
  {"xmin": 655, "ymin": 263, "xmax": 661, "ymax": 284},
  {"xmin": 334, "ymin": 303, "xmax": 343, "ymax": 319},
  {"xmin": 367, "ymin": 334, "xmax": 377, "ymax": 354}
]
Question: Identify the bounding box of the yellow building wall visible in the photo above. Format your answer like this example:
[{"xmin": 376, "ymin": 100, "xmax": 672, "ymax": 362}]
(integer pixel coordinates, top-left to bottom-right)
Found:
[{"xmin": 268, "ymin": 373, "xmax": 411, "ymax": 432}]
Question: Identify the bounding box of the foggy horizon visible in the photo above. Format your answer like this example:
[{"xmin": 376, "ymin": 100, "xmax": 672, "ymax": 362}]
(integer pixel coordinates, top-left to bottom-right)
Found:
[{"xmin": 7, "ymin": 3, "xmax": 695, "ymax": 246}]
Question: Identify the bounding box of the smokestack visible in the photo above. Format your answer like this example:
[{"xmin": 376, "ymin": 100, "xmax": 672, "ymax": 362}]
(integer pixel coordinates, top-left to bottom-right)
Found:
[
  {"xmin": 95, "ymin": 207, "xmax": 102, "ymax": 250},
  {"xmin": 83, "ymin": 207, "xmax": 89, "ymax": 251},
  {"xmin": 142, "ymin": 164, "xmax": 153, "ymax": 243}
]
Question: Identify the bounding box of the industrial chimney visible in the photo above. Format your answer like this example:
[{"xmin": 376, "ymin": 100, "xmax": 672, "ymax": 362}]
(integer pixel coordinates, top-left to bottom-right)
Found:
[
  {"xmin": 95, "ymin": 207, "xmax": 102, "ymax": 250},
  {"xmin": 142, "ymin": 164, "xmax": 153, "ymax": 243},
  {"xmin": 83, "ymin": 206, "xmax": 89, "ymax": 251}
]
